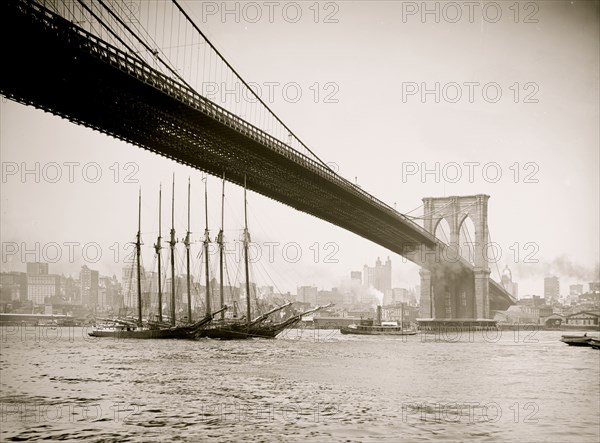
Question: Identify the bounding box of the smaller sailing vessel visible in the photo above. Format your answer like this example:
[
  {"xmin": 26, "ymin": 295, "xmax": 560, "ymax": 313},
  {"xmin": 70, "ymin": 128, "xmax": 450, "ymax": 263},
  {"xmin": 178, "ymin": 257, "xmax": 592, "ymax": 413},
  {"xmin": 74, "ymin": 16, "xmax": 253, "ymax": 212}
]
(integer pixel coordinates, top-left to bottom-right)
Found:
[
  {"xmin": 340, "ymin": 304, "xmax": 417, "ymax": 336},
  {"xmin": 89, "ymin": 185, "xmax": 224, "ymax": 339}
]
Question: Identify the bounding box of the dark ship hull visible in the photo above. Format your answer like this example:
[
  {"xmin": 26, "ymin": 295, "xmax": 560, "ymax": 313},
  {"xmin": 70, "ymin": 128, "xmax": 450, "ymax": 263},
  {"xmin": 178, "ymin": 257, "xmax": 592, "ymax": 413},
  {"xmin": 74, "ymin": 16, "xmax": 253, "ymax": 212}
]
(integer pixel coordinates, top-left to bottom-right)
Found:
[
  {"xmin": 88, "ymin": 312, "xmax": 222, "ymax": 339},
  {"xmin": 340, "ymin": 325, "xmax": 417, "ymax": 336},
  {"xmin": 88, "ymin": 327, "xmax": 190, "ymax": 339},
  {"xmin": 195, "ymin": 313, "xmax": 310, "ymax": 340}
]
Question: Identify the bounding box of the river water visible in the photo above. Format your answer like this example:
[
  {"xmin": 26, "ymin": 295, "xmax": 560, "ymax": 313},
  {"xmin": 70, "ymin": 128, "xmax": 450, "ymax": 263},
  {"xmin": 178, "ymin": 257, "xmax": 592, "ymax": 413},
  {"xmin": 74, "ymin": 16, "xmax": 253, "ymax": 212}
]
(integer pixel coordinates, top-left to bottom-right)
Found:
[{"xmin": 1, "ymin": 326, "xmax": 598, "ymax": 442}]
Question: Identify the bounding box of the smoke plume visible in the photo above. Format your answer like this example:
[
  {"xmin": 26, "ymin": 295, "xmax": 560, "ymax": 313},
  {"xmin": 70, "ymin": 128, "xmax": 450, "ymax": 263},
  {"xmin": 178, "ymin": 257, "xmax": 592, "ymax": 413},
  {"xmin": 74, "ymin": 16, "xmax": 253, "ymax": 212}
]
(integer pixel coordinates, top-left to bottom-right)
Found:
[
  {"xmin": 367, "ymin": 286, "xmax": 384, "ymax": 308},
  {"xmin": 514, "ymin": 256, "xmax": 599, "ymax": 282}
]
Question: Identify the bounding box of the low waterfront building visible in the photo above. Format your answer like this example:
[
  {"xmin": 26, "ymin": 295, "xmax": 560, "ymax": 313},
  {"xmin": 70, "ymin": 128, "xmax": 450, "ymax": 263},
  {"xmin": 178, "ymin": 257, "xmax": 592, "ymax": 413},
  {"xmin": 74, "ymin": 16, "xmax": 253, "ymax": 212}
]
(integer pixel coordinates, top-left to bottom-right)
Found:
[
  {"xmin": 498, "ymin": 305, "xmax": 541, "ymax": 324},
  {"xmin": 312, "ymin": 317, "xmax": 361, "ymax": 329},
  {"xmin": 564, "ymin": 311, "xmax": 600, "ymax": 327},
  {"xmin": 540, "ymin": 313, "xmax": 564, "ymax": 328}
]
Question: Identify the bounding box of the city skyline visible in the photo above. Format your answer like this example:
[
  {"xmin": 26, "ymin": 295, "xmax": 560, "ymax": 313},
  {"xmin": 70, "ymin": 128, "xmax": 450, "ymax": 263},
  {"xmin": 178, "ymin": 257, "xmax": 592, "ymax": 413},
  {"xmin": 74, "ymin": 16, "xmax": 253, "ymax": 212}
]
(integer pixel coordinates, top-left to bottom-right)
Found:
[{"xmin": 3, "ymin": 256, "xmax": 598, "ymax": 302}]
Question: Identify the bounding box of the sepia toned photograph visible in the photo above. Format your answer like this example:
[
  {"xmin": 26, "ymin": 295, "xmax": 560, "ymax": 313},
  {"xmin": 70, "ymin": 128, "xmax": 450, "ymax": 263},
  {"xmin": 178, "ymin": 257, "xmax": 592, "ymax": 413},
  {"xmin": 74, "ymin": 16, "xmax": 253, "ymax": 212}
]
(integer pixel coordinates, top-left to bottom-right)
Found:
[{"xmin": 1, "ymin": 1, "xmax": 598, "ymax": 442}]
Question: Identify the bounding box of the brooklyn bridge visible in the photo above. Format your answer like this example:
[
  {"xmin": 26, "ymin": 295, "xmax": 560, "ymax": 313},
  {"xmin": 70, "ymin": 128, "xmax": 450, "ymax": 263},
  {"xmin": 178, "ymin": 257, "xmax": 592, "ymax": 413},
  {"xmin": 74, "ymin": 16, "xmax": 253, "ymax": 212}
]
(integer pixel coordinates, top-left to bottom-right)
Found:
[{"xmin": 0, "ymin": 0, "xmax": 516, "ymax": 327}]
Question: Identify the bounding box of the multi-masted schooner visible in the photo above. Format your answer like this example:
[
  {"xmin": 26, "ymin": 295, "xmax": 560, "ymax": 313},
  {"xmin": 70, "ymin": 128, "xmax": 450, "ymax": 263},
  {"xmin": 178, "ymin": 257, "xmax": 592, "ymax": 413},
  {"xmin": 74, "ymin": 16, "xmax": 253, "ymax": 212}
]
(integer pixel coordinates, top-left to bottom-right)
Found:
[
  {"xmin": 89, "ymin": 174, "xmax": 330, "ymax": 339},
  {"xmin": 89, "ymin": 179, "xmax": 225, "ymax": 339}
]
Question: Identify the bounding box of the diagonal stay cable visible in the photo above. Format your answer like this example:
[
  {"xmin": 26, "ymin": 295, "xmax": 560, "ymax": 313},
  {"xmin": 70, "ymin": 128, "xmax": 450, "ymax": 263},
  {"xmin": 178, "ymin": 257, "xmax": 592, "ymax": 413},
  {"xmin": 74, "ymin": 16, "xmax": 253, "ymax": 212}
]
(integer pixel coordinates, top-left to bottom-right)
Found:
[
  {"xmin": 95, "ymin": 0, "xmax": 193, "ymax": 90},
  {"xmin": 171, "ymin": 0, "xmax": 332, "ymax": 171},
  {"xmin": 74, "ymin": 0, "xmax": 147, "ymax": 66}
]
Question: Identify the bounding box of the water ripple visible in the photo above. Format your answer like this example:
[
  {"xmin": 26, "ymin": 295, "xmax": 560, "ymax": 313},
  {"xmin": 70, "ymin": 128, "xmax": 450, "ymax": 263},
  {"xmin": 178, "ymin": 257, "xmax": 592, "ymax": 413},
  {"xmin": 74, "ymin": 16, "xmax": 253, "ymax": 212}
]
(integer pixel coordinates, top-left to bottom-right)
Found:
[{"xmin": 1, "ymin": 328, "xmax": 598, "ymax": 442}]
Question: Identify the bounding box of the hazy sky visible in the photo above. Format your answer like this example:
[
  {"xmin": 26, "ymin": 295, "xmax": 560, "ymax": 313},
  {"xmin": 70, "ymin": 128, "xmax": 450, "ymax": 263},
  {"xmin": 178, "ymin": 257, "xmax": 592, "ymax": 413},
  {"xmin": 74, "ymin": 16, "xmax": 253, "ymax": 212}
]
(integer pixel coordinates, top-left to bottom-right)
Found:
[{"xmin": 1, "ymin": 0, "xmax": 598, "ymax": 297}]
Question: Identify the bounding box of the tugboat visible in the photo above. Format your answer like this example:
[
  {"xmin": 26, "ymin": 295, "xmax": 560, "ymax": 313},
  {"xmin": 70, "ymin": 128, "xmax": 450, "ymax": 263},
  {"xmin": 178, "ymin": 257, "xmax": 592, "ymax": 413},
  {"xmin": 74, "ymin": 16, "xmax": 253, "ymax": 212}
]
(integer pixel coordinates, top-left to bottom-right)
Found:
[{"xmin": 340, "ymin": 305, "xmax": 417, "ymax": 336}]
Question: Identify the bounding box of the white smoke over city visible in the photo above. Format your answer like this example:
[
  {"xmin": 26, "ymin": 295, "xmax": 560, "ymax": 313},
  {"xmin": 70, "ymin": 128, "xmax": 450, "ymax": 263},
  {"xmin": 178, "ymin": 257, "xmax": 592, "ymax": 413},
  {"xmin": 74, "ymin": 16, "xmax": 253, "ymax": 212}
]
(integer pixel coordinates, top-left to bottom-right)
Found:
[
  {"xmin": 514, "ymin": 256, "xmax": 600, "ymax": 282},
  {"xmin": 367, "ymin": 286, "xmax": 384, "ymax": 308}
]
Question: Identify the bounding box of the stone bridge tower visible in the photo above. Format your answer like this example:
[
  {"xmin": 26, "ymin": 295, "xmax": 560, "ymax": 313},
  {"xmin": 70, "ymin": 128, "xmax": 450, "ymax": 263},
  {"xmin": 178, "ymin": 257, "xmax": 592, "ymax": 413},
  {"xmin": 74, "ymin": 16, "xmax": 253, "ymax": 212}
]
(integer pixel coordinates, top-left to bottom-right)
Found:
[{"xmin": 419, "ymin": 194, "xmax": 491, "ymax": 321}]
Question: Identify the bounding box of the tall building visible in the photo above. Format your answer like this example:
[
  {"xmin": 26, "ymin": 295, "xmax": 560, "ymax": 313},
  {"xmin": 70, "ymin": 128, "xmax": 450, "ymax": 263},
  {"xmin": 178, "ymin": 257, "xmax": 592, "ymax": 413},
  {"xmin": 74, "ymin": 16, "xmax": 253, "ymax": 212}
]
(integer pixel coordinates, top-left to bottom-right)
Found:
[
  {"xmin": 297, "ymin": 286, "xmax": 318, "ymax": 306},
  {"xmin": 544, "ymin": 276, "xmax": 560, "ymax": 302},
  {"xmin": 122, "ymin": 265, "xmax": 147, "ymax": 308},
  {"xmin": 145, "ymin": 271, "xmax": 160, "ymax": 301},
  {"xmin": 501, "ymin": 265, "xmax": 519, "ymax": 299},
  {"xmin": 26, "ymin": 262, "xmax": 48, "ymax": 276},
  {"xmin": 239, "ymin": 282, "xmax": 258, "ymax": 317},
  {"xmin": 349, "ymin": 271, "xmax": 362, "ymax": 304},
  {"xmin": 0, "ymin": 272, "xmax": 28, "ymax": 302},
  {"xmin": 391, "ymin": 288, "xmax": 409, "ymax": 305},
  {"xmin": 24, "ymin": 263, "xmax": 58, "ymax": 305},
  {"xmin": 258, "ymin": 286, "xmax": 274, "ymax": 298},
  {"xmin": 567, "ymin": 284, "xmax": 583, "ymax": 304},
  {"xmin": 363, "ymin": 257, "xmax": 392, "ymax": 297},
  {"xmin": 80, "ymin": 265, "xmax": 99, "ymax": 307},
  {"xmin": 99, "ymin": 275, "xmax": 120, "ymax": 309},
  {"xmin": 569, "ymin": 284, "xmax": 583, "ymax": 295},
  {"xmin": 164, "ymin": 275, "xmax": 193, "ymax": 305},
  {"xmin": 67, "ymin": 278, "xmax": 81, "ymax": 305},
  {"xmin": 27, "ymin": 274, "xmax": 60, "ymax": 305}
]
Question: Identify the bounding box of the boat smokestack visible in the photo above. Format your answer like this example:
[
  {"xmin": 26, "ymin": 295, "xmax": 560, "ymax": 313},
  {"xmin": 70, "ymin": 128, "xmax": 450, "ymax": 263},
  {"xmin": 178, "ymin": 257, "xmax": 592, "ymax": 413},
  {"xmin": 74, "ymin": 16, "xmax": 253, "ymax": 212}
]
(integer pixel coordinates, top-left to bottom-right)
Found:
[{"xmin": 377, "ymin": 305, "xmax": 382, "ymax": 326}]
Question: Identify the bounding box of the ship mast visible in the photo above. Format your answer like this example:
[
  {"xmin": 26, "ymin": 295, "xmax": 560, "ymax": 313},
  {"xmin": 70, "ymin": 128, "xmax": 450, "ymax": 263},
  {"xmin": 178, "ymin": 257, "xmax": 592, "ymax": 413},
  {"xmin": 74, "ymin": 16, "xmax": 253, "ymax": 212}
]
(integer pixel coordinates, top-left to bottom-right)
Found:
[
  {"xmin": 136, "ymin": 188, "xmax": 143, "ymax": 326},
  {"xmin": 243, "ymin": 175, "xmax": 251, "ymax": 325},
  {"xmin": 217, "ymin": 173, "xmax": 225, "ymax": 321},
  {"xmin": 203, "ymin": 176, "xmax": 211, "ymax": 316},
  {"xmin": 169, "ymin": 175, "xmax": 176, "ymax": 326},
  {"xmin": 184, "ymin": 178, "xmax": 192, "ymax": 323},
  {"xmin": 154, "ymin": 184, "xmax": 163, "ymax": 322}
]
